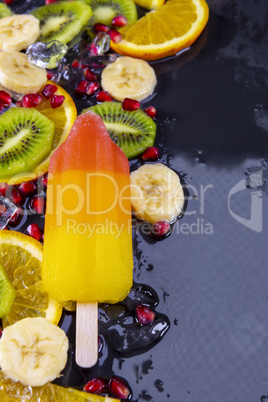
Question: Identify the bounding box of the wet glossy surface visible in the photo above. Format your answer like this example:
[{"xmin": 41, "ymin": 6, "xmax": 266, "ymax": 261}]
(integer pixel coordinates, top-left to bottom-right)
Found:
[{"xmin": 9, "ymin": 0, "xmax": 268, "ymax": 400}]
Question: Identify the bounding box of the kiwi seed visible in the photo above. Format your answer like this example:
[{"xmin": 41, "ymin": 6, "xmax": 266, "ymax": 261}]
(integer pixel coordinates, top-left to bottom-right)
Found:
[
  {"xmin": 0, "ymin": 107, "xmax": 55, "ymax": 179},
  {"xmin": 82, "ymin": 101, "xmax": 156, "ymax": 158}
]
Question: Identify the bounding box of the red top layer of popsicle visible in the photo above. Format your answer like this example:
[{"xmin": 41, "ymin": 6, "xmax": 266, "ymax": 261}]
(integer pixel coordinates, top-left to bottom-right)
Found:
[{"xmin": 49, "ymin": 111, "xmax": 129, "ymax": 175}]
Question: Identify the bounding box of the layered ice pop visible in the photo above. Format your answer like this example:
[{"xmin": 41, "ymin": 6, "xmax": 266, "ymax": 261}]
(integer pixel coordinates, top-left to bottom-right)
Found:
[
  {"xmin": 42, "ymin": 111, "xmax": 133, "ymax": 366},
  {"xmin": 42, "ymin": 111, "xmax": 133, "ymax": 303}
]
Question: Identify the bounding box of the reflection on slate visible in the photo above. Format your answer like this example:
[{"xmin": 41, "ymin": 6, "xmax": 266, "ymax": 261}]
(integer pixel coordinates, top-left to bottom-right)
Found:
[{"xmin": 99, "ymin": 283, "xmax": 170, "ymax": 354}]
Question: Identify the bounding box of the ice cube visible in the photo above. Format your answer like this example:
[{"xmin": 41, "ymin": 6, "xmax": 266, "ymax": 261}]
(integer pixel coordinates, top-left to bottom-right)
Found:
[
  {"xmin": 0, "ymin": 197, "xmax": 18, "ymax": 230},
  {"xmin": 89, "ymin": 33, "xmax": 111, "ymax": 56},
  {"xmin": 52, "ymin": 61, "xmax": 72, "ymax": 84},
  {"xmin": 26, "ymin": 40, "xmax": 68, "ymax": 69}
]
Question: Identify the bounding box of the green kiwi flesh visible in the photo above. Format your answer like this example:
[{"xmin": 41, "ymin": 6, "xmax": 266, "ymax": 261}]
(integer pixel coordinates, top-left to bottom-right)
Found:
[
  {"xmin": 0, "ymin": 3, "xmax": 12, "ymax": 18},
  {"xmin": 0, "ymin": 107, "xmax": 55, "ymax": 179},
  {"xmin": 0, "ymin": 262, "xmax": 16, "ymax": 318},
  {"xmin": 83, "ymin": 102, "xmax": 156, "ymax": 159},
  {"xmin": 31, "ymin": 1, "xmax": 92, "ymax": 44},
  {"xmin": 83, "ymin": 0, "xmax": 137, "ymax": 26}
]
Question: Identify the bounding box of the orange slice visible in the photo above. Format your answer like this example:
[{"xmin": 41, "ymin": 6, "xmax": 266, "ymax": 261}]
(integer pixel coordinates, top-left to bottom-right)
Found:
[
  {"xmin": 6, "ymin": 82, "xmax": 77, "ymax": 185},
  {"xmin": 111, "ymin": 0, "xmax": 209, "ymax": 61},
  {"xmin": 0, "ymin": 230, "xmax": 62, "ymax": 328},
  {"xmin": 0, "ymin": 371, "xmax": 119, "ymax": 401}
]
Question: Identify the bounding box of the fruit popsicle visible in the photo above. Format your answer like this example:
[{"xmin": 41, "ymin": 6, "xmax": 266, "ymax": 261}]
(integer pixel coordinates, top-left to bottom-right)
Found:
[{"xmin": 42, "ymin": 111, "xmax": 133, "ymax": 366}]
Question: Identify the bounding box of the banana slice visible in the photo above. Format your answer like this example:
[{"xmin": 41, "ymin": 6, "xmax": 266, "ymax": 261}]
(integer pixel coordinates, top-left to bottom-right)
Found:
[
  {"xmin": 0, "ymin": 317, "xmax": 68, "ymax": 387},
  {"xmin": 130, "ymin": 163, "xmax": 185, "ymax": 223},
  {"xmin": 0, "ymin": 14, "xmax": 40, "ymax": 51},
  {"xmin": 101, "ymin": 56, "xmax": 157, "ymax": 101},
  {"xmin": 0, "ymin": 51, "xmax": 47, "ymax": 95}
]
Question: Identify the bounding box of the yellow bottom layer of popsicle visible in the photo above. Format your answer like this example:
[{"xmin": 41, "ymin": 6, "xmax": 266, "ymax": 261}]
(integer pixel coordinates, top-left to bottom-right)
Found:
[
  {"xmin": 42, "ymin": 170, "xmax": 133, "ymax": 303},
  {"xmin": 42, "ymin": 228, "xmax": 132, "ymax": 303}
]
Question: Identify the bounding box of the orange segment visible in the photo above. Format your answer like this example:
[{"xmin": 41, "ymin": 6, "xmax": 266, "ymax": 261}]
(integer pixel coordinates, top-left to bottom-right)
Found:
[{"xmin": 111, "ymin": 0, "xmax": 209, "ymax": 61}]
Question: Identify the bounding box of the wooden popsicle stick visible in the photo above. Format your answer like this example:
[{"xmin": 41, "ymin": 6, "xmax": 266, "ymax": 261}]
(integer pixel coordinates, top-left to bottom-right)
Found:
[{"xmin": 76, "ymin": 302, "xmax": 98, "ymax": 368}]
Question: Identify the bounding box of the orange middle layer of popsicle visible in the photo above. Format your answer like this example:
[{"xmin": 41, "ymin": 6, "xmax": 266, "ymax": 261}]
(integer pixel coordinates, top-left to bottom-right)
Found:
[{"xmin": 42, "ymin": 112, "xmax": 133, "ymax": 303}]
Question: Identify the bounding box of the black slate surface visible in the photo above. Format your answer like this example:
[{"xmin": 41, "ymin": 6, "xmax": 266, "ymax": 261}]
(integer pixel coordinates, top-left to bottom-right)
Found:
[{"xmin": 6, "ymin": 0, "xmax": 268, "ymax": 400}]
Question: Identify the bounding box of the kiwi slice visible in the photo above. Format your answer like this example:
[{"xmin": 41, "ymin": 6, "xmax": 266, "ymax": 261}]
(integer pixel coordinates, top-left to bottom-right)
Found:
[
  {"xmin": 0, "ymin": 107, "xmax": 55, "ymax": 179},
  {"xmin": 0, "ymin": 3, "xmax": 12, "ymax": 18},
  {"xmin": 83, "ymin": 102, "xmax": 156, "ymax": 158},
  {"xmin": 0, "ymin": 262, "xmax": 16, "ymax": 318},
  {"xmin": 83, "ymin": 0, "xmax": 137, "ymax": 26},
  {"xmin": 31, "ymin": 1, "xmax": 92, "ymax": 44}
]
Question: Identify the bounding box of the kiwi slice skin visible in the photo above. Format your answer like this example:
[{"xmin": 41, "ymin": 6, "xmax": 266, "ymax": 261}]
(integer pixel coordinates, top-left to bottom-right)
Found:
[
  {"xmin": 0, "ymin": 262, "xmax": 16, "ymax": 318},
  {"xmin": 31, "ymin": 1, "xmax": 92, "ymax": 44},
  {"xmin": 82, "ymin": 101, "xmax": 156, "ymax": 159},
  {"xmin": 0, "ymin": 3, "xmax": 12, "ymax": 18},
  {"xmin": 83, "ymin": 0, "xmax": 137, "ymax": 26},
  {"xmin": 0, "ymin": 107, "xmax": 55, "ymax": 179}
]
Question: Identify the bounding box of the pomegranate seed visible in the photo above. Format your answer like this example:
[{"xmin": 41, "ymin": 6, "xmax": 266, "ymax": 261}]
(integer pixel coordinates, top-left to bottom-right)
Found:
[
  {"xmin": 75, "ymin": 80, "xmax": 88, "ymax": 96},
  {"xmin": 51, "ymin": 95, "xmax": 65, "ymax": 108},
  {"xmin": 142, "ymin": 147, "xmax": 159, "ymax": 161},
  {"xmin": 18, "ymin": 181, "xmax": 37, "ymax": 197},
  {"xmin": 71, "ymin": 59, "xmax": 79, "ymax": 68},
  {"xmin": 45, "ymin": 0, "xmax": 57, "ymax": 3},
  {"xmin": 8, "ymin": 207, "xmax": 23, "ymax": 227},
  {"xmin": 3, "ymin": 0, "xmax": 14, "ymax": 4},
  {"xmin": 22, "ymin": 94, "xmax": 43, "ymax": 108},
  {"xmin": 9, "ymin": 187, "xmax": 25, "ymax": 206},
  {"xmin": 0, "ymin": 183, "xmax": 9, "ymax": 197},
  {"xmin": 96, "ymin": 91, "xmax": 112, "ymax": 102},
  {"xmin": 40, "ymin": 174, "xmax": 48, "ymax": 190},
  {"xmin": 15, "ymin": 100, "xmax": 23, "ymax": 107},
  {"xmin": 30, "ymin": 196, "xmax": 46, "ymax": 215},
  {"xmin": 108, "ymin": 28, "xmax": 122, "ymax": 43},
  {"xmin": 41, "ymin": 233, "xmax": 44, "ymax": 244},
  {"xmin": 151, "ymin": 220, "xmax": 171, "ymax": 238},
  {"xmin": 122, "ymin": 98, "xmax": 140, "ymax": 111},
  {"xmin": 83, "ymin": 378, "xmax": 107, "ymax": 394},
  {"xmin": 47, "ymin": 71, "xmax": 55, "ymax": 80},
  {"xmin": 108, "ymin": 377, "xmax": 130, "ymax": 400},
  {"xmin": 42, "ymin": 84, "xmax": 57, "ymax": 99},
  {"xmin": 0, "ymin": 91, "xmax": 12, "ymax": 106},
  {"xmin": 83, "ymin": 68, "xmax": 98, "ymax": 82},
  {"xmin": 144, "ymin": 105, "xmax": 157, "ymax": 119},
  {"xmin": 26, "ymin": 223, "xmax": 43, "ymax": 242},
  {"xmin": 94, "ymin": 23, "xmax": 109, "ymax": 33},
  {"xmin": 86, "ymin": 81, "xmax": 100, "ymax": 96},
  {"xmin": 112, "ymin": 15, "xmax": 128, "ymax": 27},
  {"xmin": 135, "ymin": 304, "xmax": 155, "ymax": 324}
]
